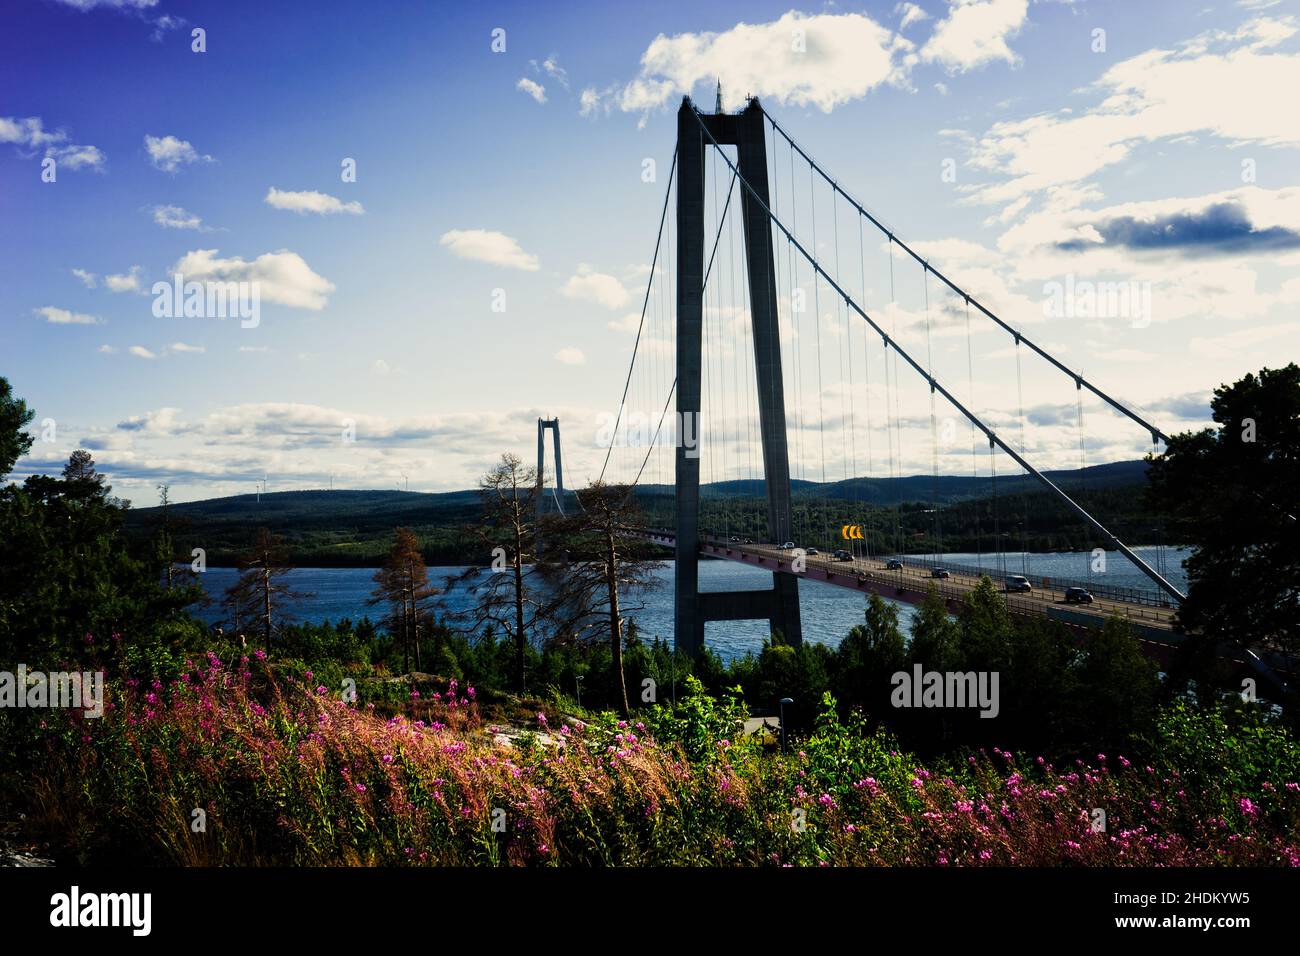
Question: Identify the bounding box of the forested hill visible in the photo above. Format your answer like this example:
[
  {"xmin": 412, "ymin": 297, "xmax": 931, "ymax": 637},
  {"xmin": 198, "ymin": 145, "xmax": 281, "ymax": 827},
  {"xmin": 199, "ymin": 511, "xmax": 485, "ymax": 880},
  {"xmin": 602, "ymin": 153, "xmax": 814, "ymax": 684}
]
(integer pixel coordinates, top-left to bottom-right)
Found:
[{"xmin": 123, "ymin": 460, "xmax": 1154, "ymax": 567}]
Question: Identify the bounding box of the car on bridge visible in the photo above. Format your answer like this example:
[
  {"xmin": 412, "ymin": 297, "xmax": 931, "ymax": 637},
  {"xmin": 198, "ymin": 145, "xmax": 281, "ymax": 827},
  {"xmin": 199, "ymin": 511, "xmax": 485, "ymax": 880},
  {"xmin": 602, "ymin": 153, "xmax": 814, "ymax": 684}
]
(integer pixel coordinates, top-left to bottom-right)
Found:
[
  {"xmin": 1064, "ymin": 586, "xmax": 1095, "ymax": 604},
  {"xmin": 806, "ymin": 547, "xmax": 820, "ymax": 556},
  {"xmin": 1006, "ymin": 575, "xmax": 1032, "ymax": 593},
  {"xmin": 833, "ymin": 549, "xmax": 852, "ymax": 561},
  {"xmin": 884, "ymin": 558, "xmax": 903, "ymax": 570},
  {"xmin": 931, "ymin": 567, "xmax": 950, "ymax": 579},
  {"xmin": 780, "ymin": 541, "xmax": 796, "ymax": 550}
]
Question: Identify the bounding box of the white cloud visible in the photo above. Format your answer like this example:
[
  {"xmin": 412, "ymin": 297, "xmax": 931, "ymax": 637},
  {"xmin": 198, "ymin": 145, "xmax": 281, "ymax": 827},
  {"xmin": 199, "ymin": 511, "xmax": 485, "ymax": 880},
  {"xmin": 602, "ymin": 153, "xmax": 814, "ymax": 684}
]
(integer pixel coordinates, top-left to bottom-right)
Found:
[
  {"xmin": 372, "ymin": 359, "xmax": 391, "ymax": 376},
  {"xmin": 171, "ymin": 249, "xmax": 335, "ymax": 309},
  {"xmin": 104, "ymin": 266, "xmax": 143, "ymax": 293},
  {"xmin": 579, "ymin": 87, "xmax": 604, "ymax": 117},
  {"xmin": 35, "ymin": 306, "xmax": 101, "ymax": 325},
  {"xmin": 0, "ymin": 115, "xmax": 105, "ymax": 171},
  {"xmin": 608, "ymin": 311, "xmax": 643, "ymax": 333},
  {"xmin": 541, "ymin": 56, "xmax": 568, "ymax": 85},
  {"xmin": 72, "ymin": 268, "xmax": 98, "ymax": 288},
  {"xmin": 239, "ymin": 346, "xmax": 270, "ymax": 353},
  {"xmin": 516, "ymin": 78, "xmax": 547, "ymax": 104},
  {"xmin": 961, "ymin": 15, "xmax": 1300, "ymax": 209},
  {"xmin": 51, "ymin": 1, "xmax": 159, "ymax": 8},
  {"xmin": 116, "ymin": 407, "xmax": 187, "ymax": 435},
  {"xmin": 152, "ymin": 204, "xmax": 204, "ymax": 230},
  {"xmin": 561, "ymin": 264, "xmax": 631, "ymax": 309},
  {"xmin": 144, "ymin": 134, "xmax": 213, "ymax": 172},
  {"xmin": 439, "ymin": 229, "xmax": 539, "ymax": 271},
  {"xmin": 554, "ymin": 347, "xmax": 586, "ymax": 365},
  {"xmin": 128, "ymin": 345, "xmax": 158, "ymax": 359},
  {"xmin": 1189, "ymin": 320, "xmax": 1300, "ymax": 356},
  {"xmin": 98, "ymin": 344, "xmax": 117, "ymax": 353},
  {"xmin": 920, "ymin": 0, "xmax": 1029, "ymax": 73},
  {"xmin": 617, "ymin": 11, "xmax": 913, "ymax": 115},
  {"xmin": 897, "ymin": 2, "xmax": 931, "ymax": 30},
  {"xmin": 264, "ymin": 187, "xmax": 364, "ymax": 216},
  {"xmin": 167, "ymin": 342, "xmax": 205, "ymax": 354}
]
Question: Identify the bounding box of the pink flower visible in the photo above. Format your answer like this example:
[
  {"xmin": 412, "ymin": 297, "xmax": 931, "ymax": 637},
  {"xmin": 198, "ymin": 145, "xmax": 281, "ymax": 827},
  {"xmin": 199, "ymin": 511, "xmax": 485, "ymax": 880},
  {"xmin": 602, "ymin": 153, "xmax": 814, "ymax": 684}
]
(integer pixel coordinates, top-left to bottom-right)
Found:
[{"xmin": 1239, "ymin": 797, "xmax": 1258, "ymax": 817}]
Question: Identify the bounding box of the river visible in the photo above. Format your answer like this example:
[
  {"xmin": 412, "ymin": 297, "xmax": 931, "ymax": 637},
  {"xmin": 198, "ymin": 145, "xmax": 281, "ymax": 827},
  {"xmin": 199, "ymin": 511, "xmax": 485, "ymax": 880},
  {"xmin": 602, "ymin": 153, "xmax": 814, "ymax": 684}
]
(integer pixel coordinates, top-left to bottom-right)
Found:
[{"xmin": 188, "ymin": 547, "xmax": 1189, "ymax": 664}]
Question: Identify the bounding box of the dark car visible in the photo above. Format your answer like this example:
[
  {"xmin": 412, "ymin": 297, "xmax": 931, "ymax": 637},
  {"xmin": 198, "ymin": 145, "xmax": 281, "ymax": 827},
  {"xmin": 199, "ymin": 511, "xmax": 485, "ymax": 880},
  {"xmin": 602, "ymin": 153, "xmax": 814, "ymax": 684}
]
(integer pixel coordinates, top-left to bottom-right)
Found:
[
  {"xmin": 931, "ymin": 568, "xmax": 950, "ymax": 579},
  {"xmin": 833, "ymin": 549, "xmax": 852, "ymax": 561},
  {"xmin": 1005, "ymin": 575, "xmax": 1032, "ymax": 593},
  {"xmin": 885, "ymin": 558, "xmax": 903, "ymax": 571},
  {"xmin": 1064, "ymin": 586, "xmax": 1094, "ymax": 604}
]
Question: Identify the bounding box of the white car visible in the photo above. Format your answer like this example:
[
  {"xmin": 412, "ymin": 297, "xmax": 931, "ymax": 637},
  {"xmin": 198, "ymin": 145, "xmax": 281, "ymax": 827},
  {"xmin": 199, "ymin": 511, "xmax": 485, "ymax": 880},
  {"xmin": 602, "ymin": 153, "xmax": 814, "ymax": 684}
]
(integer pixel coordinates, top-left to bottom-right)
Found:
[{"xmin": 780, "ymin": 541, "xmax": 796, "ymax": 550}]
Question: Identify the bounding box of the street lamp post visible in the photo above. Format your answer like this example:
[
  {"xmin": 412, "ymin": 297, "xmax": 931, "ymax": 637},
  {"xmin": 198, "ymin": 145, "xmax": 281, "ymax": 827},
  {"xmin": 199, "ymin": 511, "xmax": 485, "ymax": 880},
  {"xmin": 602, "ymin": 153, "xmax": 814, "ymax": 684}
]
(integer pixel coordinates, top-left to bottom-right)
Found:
[{"xmin": 779, "ymin": 697, "xmax": 793, "ymax": 755}]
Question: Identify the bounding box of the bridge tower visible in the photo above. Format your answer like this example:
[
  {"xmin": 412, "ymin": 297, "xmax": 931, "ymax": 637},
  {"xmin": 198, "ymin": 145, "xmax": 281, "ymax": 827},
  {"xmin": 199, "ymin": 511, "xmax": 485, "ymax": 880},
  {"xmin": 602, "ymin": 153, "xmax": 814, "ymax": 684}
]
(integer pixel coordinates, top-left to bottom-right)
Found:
[
  {"xmin": 536, "ymin": 417, "xmax": 564, "ymax": 553},
  {"xmin": 675, "ymin": 95, "xmax": 802, "ymax": 657}
]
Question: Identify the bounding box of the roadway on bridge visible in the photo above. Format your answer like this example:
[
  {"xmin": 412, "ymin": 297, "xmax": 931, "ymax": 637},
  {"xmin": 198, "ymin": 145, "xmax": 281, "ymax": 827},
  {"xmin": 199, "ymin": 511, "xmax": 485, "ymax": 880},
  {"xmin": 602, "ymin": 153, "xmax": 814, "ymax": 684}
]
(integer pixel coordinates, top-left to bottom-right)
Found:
[{"xmin": 699, "ymin": 538, "xmax": 1179, "ymax": 632}]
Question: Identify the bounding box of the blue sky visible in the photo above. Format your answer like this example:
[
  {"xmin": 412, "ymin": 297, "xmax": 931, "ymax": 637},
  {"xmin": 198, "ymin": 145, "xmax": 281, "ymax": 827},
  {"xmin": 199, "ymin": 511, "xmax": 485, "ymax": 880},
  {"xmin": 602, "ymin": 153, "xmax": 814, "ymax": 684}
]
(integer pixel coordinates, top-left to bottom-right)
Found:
[{"xmin": 3, "ymin": 0, "xmax": 1299, "ymax": 503}]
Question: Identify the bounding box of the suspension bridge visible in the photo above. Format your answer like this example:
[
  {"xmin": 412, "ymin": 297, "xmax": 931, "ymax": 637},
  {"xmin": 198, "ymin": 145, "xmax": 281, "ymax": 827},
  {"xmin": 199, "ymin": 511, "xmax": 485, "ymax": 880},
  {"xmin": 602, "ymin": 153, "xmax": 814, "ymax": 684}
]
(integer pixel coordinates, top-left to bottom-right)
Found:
[{"xmin": 586, "ymin": 94, "xmax": 1285, "ymax": 690}]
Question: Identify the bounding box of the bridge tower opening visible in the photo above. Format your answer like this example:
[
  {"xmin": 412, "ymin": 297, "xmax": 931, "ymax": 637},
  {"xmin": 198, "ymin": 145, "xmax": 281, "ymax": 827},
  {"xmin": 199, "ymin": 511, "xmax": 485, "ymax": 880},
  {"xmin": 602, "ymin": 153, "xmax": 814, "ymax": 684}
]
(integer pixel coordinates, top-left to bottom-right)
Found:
[{"xmin": 674, "ymin": 95, "xmax": 802, "ymax": 658}]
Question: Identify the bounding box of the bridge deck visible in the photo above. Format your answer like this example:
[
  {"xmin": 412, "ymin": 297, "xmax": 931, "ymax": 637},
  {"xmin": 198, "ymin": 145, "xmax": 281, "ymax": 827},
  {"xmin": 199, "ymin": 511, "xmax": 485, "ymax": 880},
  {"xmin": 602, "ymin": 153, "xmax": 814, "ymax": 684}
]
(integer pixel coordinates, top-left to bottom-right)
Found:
[
  {"xmin": 638, "ymin": 530, "xmax": 1176, "ymax": 630},
  {"xmin": 633, "ymin": 529, "xmax": 1292, "ymax": 692}
]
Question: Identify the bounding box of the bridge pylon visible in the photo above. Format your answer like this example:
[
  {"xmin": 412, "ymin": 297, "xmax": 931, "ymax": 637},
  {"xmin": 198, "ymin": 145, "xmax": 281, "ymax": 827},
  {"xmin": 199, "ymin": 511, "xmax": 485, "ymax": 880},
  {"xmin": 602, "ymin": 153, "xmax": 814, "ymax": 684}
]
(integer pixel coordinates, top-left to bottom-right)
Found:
[
  {"xmin": 675, "ymin": 95, "xmax": 802, "ymax": 657},
  {"xmin": 536, "ymin": 417, "xmax": 564, "ymax": 554}
]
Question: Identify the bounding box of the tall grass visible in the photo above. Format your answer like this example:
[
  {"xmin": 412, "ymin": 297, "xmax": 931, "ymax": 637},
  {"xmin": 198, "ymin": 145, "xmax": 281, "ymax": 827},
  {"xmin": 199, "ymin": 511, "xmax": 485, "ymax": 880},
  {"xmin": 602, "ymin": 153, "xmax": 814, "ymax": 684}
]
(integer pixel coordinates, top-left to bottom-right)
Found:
[{"xmin": 21, "ymin": 653, "xmax": 1300, "ymax": 866}]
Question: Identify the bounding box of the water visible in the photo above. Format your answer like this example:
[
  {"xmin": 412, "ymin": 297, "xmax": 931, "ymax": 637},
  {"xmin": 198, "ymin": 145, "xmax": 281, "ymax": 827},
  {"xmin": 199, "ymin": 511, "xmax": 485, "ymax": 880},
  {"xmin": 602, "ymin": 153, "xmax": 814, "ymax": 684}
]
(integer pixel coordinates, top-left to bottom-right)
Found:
[{"xmin": 189, "ymin": 547, "xmax": 1189, "ymax": 664}]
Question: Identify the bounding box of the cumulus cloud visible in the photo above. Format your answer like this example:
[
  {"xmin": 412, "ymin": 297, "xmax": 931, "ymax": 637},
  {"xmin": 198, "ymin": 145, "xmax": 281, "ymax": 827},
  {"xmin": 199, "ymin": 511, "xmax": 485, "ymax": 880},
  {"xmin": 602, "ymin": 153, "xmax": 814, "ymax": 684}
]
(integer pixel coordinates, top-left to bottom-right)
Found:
[
  {"xmin": 264, "ymin": 187, "xmax": 364, "ymax": 216},
  {"xmin": 561, "ymin": 264, "xmax": 631, "ymax": 309},
  {"xmin": 98, "ymin": 344, "xmax": 117, "ymax": 353},
  {"xmin": 128, "ymin": 345, "xmax": 157, "ymax": 359},
  {"xmin": 170, "ymin": 249, "xmax": 336, "ymax": 309},
  {"xmin": 896, "ymin": 2, "xmax": 931, "ymax": 30},
  {"xmin": 608, "ymin": 311, "xmax": 643, "ymax": 333},
  {"xmin": 35, "ymin": 306, "xmax": 101, "ymax": 325},
  {"xmin": 167, "ymin": 342, "xmax": 205, "ymax": 354},
  {"xmin": 516, "ymin": 78, "xmax": 547, "ymax": 104},
  {"xmin": 921, "ymin": 0, "xmax": 1029, "ymax": 72},
  {"xmin": 117, "ymin": 407, "xmax": 186, "ymax": 434},
  {"xmin": 579, "ymin": 88, "xmax": 606, "ymax": 118},
  {"xmin": 554, "ymin": 347, "xmax": 586, "ymax": 365},
  {"xmin": 614, "ymin": 10, "xmax": 913, "ymax": 116},
  {"xmin": 0, "ymin": 115, "xmax": 105, "ymax": 171},
  {"xmin": 105, "ymin": 266, "xmax": 143, "ymax": 293},
  {"xmin": 152, "ymin": 204, "xmax": 204, "ymax": 230},
  {"xmin": 960, "ymin": 15, "xmax": 1300, "ymax": 210},
  {"xmin": 1004, "ymin": 186, "xmax": 1300, "ymax": 264},
  {"xmin": 1057, "ymin": 200, "xmax": 1300, "ymax": 255},
  {"xmin": 439, "ymin": 229, "xmax": 539, "ymax": 271},
  {"xmin": 72, "ymin": 268, "xmax": 98, "ymax": 288},
  {"xmin": 144, "ymin": 134, "xmax": 213, "ymax": 172}
]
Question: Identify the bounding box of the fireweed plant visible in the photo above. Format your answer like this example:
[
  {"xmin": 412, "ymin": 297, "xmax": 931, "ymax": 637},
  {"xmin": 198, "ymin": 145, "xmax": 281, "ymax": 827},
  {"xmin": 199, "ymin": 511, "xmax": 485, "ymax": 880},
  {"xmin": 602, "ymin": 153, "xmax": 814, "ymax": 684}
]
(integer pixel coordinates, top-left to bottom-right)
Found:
[{"xmin": 16, "ymin": 655, "xmax": 1300, "ymax": 866}]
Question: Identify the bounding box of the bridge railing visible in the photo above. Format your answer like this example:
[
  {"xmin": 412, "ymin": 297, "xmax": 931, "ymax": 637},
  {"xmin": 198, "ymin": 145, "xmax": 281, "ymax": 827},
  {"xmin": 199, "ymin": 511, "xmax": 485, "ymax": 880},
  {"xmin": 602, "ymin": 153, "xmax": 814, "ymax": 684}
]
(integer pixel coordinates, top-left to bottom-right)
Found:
[{"xmin": 889, "ymin": 554, "xmax": 1176, "ymax": 609}]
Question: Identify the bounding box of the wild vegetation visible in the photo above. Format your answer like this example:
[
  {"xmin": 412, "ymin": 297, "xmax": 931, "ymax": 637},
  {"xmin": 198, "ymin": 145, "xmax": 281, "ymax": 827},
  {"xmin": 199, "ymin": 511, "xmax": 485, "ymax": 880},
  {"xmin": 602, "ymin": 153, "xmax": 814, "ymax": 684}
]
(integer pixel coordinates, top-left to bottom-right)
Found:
[{"xmin": 1, "ymin": 368, "xmax": 1297, "ymax": 866}]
